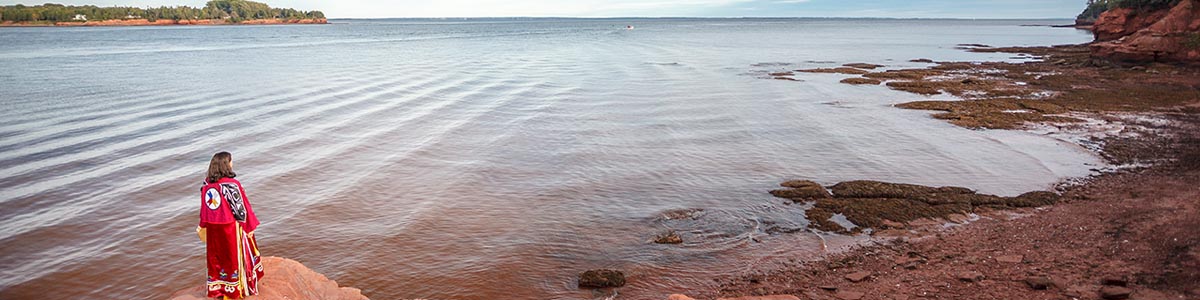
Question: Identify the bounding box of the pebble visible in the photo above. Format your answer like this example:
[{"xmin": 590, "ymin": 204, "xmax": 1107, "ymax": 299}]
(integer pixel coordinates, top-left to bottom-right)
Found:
[
  {"xmin": 995, "ymin": 255, "xmax": 1023, "ymax": 263},
  {"xmin": 1024, "ymin": 276, "xmax": 1053, "ymax": 290},
  {"xmin": 956, "ymin": 271, "xmax": 984, "ymax": 282},
  {"xmin": 844, "ymin": 271, "xmax": 872, "ymax": 283},
  {"xmin": 835, "ymin": 291, "xmax": 865, "ymax": 300},
  {"xmin": 1100, "ymin": 285, "xmax": 1133, "ymax": 300}
]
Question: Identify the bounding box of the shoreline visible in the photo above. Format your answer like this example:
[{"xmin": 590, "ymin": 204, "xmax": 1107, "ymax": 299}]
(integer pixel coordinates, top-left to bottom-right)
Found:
[
  {"xmin": 702, "ymin": 44, "xmax": 1200, "ymax": 299},
  {"xmin": 0, "ymin": 18, "xmax": 327, "ymax": 27}
]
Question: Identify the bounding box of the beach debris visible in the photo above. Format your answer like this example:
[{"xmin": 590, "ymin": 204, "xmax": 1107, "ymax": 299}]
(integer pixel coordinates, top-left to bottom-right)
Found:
[
  {"xmin": 910, "ymin": 58, "xmax": 935, "ymax": 63},
  {"xmin": 578, "ymin": 269, "xmax": 626, "ymax": 288}
]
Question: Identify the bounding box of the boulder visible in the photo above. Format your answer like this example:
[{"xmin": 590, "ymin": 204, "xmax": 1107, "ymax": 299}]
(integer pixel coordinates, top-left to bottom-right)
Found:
[
  {"xmin": 578, "ymin": 269, "xmax": 626, "ymax": 288},
  {"xmin": 167, "ymin": 257, "xmax": 368, "ymax": 300}
]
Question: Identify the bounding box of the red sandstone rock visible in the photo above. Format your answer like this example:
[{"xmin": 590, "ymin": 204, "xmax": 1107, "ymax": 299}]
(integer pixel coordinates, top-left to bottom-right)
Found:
[
  {"xmin": 167, "ymin": 256, "xmax": 368, "ymax": 300},
  {"xmin": 834, "ymin": 290, "xmax": 865, "ymax": 300},
  {"xmin": 668, "ymin": 294, "xmax": 697, "ymax": 300},
  {"xmin": 1093, "ymin": 8, "xmax": 1170, "ymax": 42},
  {"xmin": 995, "ymin": 254, "xmax": 1023, "ymax": 263},
  {"xmin": 844, "ymin": 271, "xmax": 871, "ymax": 282},
  {"xmin": 717, "ymin": 296, "xmax": 801, "ymax": 300},
  {"xmin": 1091, "ymin": 0, "xmax": 1200, "ymax": 62},
  {"xmin": 1100, "ymin": 285, "xmax": 1134, "ymax": 299}
]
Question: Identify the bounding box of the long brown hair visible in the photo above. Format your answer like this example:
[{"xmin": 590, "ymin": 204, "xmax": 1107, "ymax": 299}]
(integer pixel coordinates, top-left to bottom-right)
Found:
[{"xmin": 206, "ymin": 152, "xmax": 236, "ymax": 183}]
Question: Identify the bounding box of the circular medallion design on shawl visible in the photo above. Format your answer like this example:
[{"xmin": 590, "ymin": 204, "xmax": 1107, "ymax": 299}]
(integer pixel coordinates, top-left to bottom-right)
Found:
[{"xmin": 204, "ymin": 187, "xmax": 221, "ymax": 210}]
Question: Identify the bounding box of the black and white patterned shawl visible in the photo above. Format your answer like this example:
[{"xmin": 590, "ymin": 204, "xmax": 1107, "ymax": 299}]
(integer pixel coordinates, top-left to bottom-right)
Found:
[{"xmin": 219, "ymin": 183, "xmax": 247, "ymax": 221}]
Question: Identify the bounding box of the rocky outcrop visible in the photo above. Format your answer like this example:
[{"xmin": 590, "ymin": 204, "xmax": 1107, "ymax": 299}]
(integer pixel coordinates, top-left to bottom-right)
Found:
[
  {"xmin": 1091, "ymin": 0, "xmax": 1200, "ymax": 62},
  {"xmin": 1092, "ymin": 8, "xmax": 1171, "ymax": 42},
  {"xmin": 168, "ymin": 256, "xmax": 368, "ymax": 300}
]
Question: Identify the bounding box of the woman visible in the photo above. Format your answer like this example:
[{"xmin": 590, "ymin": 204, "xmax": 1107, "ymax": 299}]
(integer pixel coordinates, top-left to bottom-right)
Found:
[{"xmin": 197, "ymin": 151, "xmax": 263, "ymax": 299}]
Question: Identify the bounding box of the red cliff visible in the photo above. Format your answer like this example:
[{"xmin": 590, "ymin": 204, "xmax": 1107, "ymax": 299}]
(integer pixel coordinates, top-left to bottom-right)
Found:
[
  {"xmin": 1091, "ymin": 0, "xmax": 1200, "ymax": 63},
  {"xmin": 168, "ymin": 256, "xmax": 368, "ymax": 300}
]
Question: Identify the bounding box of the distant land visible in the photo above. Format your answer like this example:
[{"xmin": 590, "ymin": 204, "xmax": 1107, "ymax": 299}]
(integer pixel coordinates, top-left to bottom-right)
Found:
[{"xmin": 0, "ymin": 0, "xmax": 326, "ymax": 26}]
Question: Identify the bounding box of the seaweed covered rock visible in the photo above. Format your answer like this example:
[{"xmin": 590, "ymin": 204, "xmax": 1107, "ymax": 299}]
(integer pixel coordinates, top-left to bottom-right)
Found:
[
  {"xmin": 770, "ymin": 180, "xmax": 831, "ymax": 201},
  {"xmin": 654, "ymin": 231, "xmax": 683, "ymax": 244},
  {"xmin": 840, "ymin": 78, "xmax": 882, "ymax": 85},
  {"xmin": 779, "ymin": 180, "xmax": 1065, "ymax": 234},
  {"xmin": 579, "ymin": 269, "xmax": 626, "ymax": 288},
  {"xmin": 843, "ymin": 63, "xmax": 885, "ymax": 69}
]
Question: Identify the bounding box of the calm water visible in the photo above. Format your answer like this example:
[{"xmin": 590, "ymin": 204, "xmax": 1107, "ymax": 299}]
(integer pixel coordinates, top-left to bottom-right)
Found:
[{"xmin": 0, "ymin": 18, "xmax": 1097, "ymax": 300}]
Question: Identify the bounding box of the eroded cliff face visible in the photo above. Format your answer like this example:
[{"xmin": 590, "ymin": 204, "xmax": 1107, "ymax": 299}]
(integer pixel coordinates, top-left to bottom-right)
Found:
[
  {"xmin": 1091, "ymin": 0, "xmax": 1200, "ymax": 63},
  {"xmin": 168, "ymin": 256, "xmax": 368, "ymax": 300}
]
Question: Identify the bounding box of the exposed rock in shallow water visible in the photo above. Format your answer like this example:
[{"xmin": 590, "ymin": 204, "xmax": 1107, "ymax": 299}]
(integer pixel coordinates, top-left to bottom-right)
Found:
[
  {"xmin": 896, "ymin": 99, "xmax": 1080, "ymax": 130},
  {"xmin": 843, "ymin": 63, "xmax": 885, "ymax": 69},
  {"xmin": 659, "ymin": 208, "xmax": 705, "ymax": 220},
  {"xmin": 777, "ymin": 180, "xmax": 1062, "ymax": 234},
  {"xmin": 839, "ymin": 77, "xmax": 882, "ymax": 85},
  {"xmin": 770, "ymin": 180, "xmax": 831, "ymax": 201},
  {"xmin": 655, "ymin": 231, "xmax": 683, "ymax": 244},
  {"xmin": 796, "ymin": 67, "xmax": 870, "ymax": 75},
  {"xmin": 579, "ymin": 269, "xmax": 626, "ymax": 288}
]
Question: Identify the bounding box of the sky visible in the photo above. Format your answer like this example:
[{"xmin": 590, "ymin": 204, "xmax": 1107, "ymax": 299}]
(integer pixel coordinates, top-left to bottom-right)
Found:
[{"xmin": 0, "ymin": 0, "xmax": 1089, "ymax": 19}]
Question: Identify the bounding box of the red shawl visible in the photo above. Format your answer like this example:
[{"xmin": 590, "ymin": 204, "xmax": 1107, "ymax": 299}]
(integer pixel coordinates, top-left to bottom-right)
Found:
[{"xmin": 199, "ymin": 177, "xmax": 263, "ymax": 299}]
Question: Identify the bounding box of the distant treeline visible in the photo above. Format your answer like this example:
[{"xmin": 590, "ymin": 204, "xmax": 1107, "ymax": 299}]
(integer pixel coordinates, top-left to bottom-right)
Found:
[
  {"xmin": 0, "ymin": 0, "xmax": 325, "ymax": 22},
  {"xmin": 1078, "ymin": 0, "xmax": 1181, "ymax": 21}
]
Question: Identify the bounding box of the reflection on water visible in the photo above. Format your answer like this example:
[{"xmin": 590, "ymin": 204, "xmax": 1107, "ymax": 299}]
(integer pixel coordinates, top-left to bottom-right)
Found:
[{"xmin": 0, "ymin": 18, "xmax": 1097, "ymax": 299}]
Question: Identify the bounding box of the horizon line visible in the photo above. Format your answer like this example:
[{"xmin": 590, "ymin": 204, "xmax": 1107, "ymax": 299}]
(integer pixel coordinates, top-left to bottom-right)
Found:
[{"xmin": 327, "ymin": 16, "xmax": 1075, "ymax": 21}]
